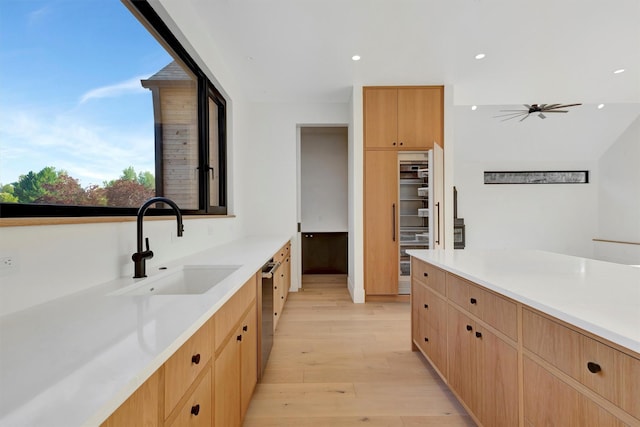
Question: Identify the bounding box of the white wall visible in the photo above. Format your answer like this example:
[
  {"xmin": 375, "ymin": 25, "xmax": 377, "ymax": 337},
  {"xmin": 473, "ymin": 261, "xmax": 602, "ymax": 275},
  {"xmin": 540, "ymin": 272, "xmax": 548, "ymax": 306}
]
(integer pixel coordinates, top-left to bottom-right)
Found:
[
  {"xmin": 300, "ymin": 128, "xmax": 348, "ymax": 232},
  {"xmin": 349, "ymin": 86, "xmax": 365, "ymax": 303},
  {"xmin": 453, "ymin": 105, "xmax": 601, "ymax": 258},
  {"xmin": 595, "ymin": 115, "xmax": 640, "ymax": 264},
  {"xmin": 241, "ymin": 102, "xmax": 350, "ymax": 291}
]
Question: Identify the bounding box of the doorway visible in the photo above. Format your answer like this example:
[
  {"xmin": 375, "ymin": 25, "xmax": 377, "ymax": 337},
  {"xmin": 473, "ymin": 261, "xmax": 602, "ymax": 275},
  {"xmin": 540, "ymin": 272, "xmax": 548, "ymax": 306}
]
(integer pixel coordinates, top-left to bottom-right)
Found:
[{"xmin": 298, "ymin": 126, "xmax": 348, "ymax": 286}]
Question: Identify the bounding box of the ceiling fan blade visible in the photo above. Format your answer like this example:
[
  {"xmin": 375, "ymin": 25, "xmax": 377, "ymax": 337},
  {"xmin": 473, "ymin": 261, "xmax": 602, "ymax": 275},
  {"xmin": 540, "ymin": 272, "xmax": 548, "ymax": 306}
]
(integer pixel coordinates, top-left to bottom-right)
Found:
[
  {"xmin": 538, "ymin": 113, "xmax": 546, "ymax": 119},
  {"xmin": 519, "ymin": 114, "xmax": 531, "ymax": 122},
  {"xmin": 542, "ymin": 104, "xmax": 562, "ymax": 110},
  {"xmin": 523, "ymin": 104, "xmax": 532, "ymax": 109},
  {"xmin": 539, "ymin": 104, "xmax": 547, "ymax": 109},
  {"xmin": 500, "ymin": 113, "xmax": 529, "ymax": 121},
  {"xmin": 547, "ymin": 103, "xmax": 582, "ymax": 110},
  {"xmin": 543, "ymin": 110, "xmax": 569, "ymax": 113},
  {"xmin": 498, "ymin": 109, "xmax": 529, "ymax": 112},
  {"xmin": 494, "ymin": 112, "xmax": 528, "ymax": 118}
]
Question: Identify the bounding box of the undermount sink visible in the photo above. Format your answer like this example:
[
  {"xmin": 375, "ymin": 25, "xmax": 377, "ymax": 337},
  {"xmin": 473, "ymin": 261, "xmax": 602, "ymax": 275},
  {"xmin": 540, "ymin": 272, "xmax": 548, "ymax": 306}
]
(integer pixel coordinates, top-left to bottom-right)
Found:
[{"xmin": 110, "ymin": 265, "xmax": 241, "ymax": 296}]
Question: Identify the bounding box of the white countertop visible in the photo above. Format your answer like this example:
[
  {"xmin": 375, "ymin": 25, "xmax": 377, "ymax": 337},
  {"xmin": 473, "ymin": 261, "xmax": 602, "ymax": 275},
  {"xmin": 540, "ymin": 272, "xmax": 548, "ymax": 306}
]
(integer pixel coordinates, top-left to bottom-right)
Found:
[
  {"xmin": 407, "ymin": 249, "xmax": 640, "ymax": 355},
  {"xmin": 0, "ymin": 236, "xmax": 289, "ymax": 427}
]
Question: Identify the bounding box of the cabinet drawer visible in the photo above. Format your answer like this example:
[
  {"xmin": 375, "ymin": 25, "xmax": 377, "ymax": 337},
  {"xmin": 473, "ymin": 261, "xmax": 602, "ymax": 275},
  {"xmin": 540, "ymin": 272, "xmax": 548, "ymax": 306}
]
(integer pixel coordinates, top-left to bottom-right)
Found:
[
  {"xmin": 214, "ymin": 277, "xmax": 257, "ymax": 351},
  {"xmin": 524, "ymin": 357, "xmax": 625, "ymax": 427},
  {"xmin": 523, "ymin": 309, "xmax": 640, "ymax": 420},
  {"xmin": 447, "ymin": 273, "xmax": 517, "ymax": 340},
  {"xmin": 165, "ymin": 319, "xmax": 213, "ymax": 416},
  {"xmin": 167, "ymin": 367, "xmax": 212, "ymax": 427},
  {"xmin": 411, "ymin": 259, "xmax": 446, "ymax": 295},
  {"xmin": 273, "ymin": 242, "xmax": 290, "ymax": 264}
]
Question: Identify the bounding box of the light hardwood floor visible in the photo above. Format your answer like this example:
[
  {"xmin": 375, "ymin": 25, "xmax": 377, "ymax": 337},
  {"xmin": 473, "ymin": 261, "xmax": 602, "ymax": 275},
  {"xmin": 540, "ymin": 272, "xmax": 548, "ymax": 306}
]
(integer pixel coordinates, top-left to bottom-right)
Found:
[{"xmin": 244, "ymin": 278, "xmax": 475, "ymax": 426}]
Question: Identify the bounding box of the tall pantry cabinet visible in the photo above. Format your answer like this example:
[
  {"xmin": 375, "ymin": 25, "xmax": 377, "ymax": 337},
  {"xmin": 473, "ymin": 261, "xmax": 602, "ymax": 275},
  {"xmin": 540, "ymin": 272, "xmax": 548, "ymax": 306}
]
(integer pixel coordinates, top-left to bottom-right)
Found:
[{"xmin": 363, "ymin": 86, "xmax": 444, "ymax": 297}]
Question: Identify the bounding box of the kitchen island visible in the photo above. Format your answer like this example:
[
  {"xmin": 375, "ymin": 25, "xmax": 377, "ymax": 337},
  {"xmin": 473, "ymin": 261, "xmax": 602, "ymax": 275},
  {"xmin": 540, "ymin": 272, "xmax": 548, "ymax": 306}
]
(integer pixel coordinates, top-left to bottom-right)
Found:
[
  {"xmin": 408, "ymin": 249, "xmax": 640, "ymax": 427},
  {"xmin": 0, "ymin": 236, "xmax": 290, "ymax": 427}
]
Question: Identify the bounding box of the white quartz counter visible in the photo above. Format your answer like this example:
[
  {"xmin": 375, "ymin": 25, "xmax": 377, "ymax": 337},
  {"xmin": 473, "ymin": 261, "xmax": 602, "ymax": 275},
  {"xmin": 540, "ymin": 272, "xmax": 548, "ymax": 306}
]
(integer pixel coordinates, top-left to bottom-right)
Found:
[
  {"xmin": 0, "ymin": 236, "xmax": 289, "ymax": 427},
  {"xmin": 407, "ymin": 249, "xmax": 640, "ymax": 355}
]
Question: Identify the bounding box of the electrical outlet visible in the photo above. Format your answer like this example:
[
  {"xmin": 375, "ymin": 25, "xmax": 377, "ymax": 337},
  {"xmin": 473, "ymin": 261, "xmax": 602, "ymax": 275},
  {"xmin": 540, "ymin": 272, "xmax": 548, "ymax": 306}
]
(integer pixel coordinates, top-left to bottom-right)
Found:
[{"xmin": 0, "ymin": 255, "xmax": 17, "ymax": 274}]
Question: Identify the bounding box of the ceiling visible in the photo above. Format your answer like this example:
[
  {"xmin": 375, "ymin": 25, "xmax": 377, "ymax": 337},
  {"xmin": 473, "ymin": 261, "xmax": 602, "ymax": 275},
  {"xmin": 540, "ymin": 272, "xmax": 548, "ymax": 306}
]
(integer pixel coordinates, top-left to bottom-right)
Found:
[{"xmin": 174, "ymin": 0, "xmax": 639, "ymax": 105}]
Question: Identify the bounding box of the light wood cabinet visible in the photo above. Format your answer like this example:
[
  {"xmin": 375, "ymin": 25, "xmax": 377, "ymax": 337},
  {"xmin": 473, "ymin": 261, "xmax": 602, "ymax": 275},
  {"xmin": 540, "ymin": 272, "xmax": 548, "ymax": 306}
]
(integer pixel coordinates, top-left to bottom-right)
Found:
[
  {"xmin": 411, "ymin": 280, "xmax": 447, "ymax": 375},
  {"xmin": 411, "ymin": 257, "xmax": 640, "ymax": 427},
  {"xmin": 273, "ymin": 242, "xmax": 291, "ymax": 330},
  {"xmin": 167, "ymin": 367, "xmax": 212, "ymax": 427},
  {"xmin": 524, "ymin": 357, "xmax": 626, "ymax": 427},
  {"xmin": 101, "ymin": 370, "xmax": 161, "ymax": 427},
  {"xmin": 364, "ymin": 150, "xmax": 398, "ymax": 295},
  {"xmin": 214, "ymin": 300, "xmax": 257, "ymax": 427},
  {"xmin": 523, "ymin": 308, "xmax": 640, "ymax": 422},
  {"xmin": 164, "ymin": 320, "xmax": 213, "ymax": 417},
  {"xmin": 446, "ymin": 306, "xmax": 519, "ymax": 427},
  {"xmin": 364, "ymin": 86, "xmax": 443, "ymax": 149}
]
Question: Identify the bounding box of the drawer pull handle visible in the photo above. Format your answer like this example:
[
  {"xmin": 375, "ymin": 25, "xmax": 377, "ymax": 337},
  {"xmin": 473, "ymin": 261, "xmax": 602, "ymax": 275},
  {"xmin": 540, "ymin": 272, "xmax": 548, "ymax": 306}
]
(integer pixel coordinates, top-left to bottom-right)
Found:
[
  {"xmin": 475, "ymin": 331, "xmax": 482, "ymax": 339},
  {"xmin": 424, "ymin": 304, "xmax": 429, "ymax": 309},
  {"xmin": 191, "ymin": 354, "xmax": 201, "ymax": 365},
  {"xmin": 237, "ymin": 335, "xmax": 243, "ymax": 342},
  {"xmin": 466, "ymin": 325, "xmax": 473, "ymax": 331},
  {"xmin": 243, "ymin": 325, "xmax": 248, "ymax": 332},
  {"xmin": 470, "ymin": 298, "xmax": 477, "ymax": 305},
  {"xmin": 587, "ymin": 362, "xmax": 602, "ymax": 374},
  {"xmin": 423, "ymin": 272, "xmax": 428, "ymax": 277},
  {"xmin": 424, "ymin": 337, "xmax": 429, "ymax": 342},
  {"xmin": 191, "ymin": 404, "xmax": 200, "ymax": 416}
]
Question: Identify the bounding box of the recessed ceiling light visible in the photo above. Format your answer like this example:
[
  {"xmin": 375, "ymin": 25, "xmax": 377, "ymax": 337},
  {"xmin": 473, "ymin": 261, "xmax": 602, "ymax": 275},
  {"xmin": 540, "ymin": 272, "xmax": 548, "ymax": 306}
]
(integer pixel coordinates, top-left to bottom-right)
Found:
[
  {"xmin": 352, "ymin": 55, "xmax": 361, "ymax": 61},
  {"xmin": 475, "ymin": 53, "xmax": 486, "ymax": 60},
  {"xmin": 471, "ymin": 105, "xmax": 478, "ymax": 111},
  {"xmin": 613, "ymin": 68, "xmax": 625, "ymax": 74},
  {"xmin": 597, "ymin": 104, "xmax": 605, "ymax": 109}
]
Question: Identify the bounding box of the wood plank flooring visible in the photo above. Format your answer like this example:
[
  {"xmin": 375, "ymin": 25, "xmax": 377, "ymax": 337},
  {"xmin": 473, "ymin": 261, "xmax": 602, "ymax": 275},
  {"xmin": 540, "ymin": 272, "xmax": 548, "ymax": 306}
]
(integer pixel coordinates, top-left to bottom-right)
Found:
[{"xmin": 244, "ymin": 278, "xmax": 475, "ymax": 426}]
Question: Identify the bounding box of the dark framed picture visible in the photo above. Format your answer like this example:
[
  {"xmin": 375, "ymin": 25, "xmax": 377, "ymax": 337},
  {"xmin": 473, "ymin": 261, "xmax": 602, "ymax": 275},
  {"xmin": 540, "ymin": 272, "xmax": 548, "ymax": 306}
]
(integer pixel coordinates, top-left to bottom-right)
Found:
[{"xmin": 484, "ymin": 171, "xmax": 589, "ymax": 185}]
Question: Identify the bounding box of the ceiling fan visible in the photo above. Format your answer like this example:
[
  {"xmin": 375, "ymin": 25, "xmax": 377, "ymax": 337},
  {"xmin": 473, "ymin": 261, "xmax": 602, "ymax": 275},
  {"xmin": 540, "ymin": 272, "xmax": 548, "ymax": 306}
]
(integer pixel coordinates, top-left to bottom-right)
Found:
[{"xmin": 495, "ymin": 103, "xmax": 582, "ymax": 121}]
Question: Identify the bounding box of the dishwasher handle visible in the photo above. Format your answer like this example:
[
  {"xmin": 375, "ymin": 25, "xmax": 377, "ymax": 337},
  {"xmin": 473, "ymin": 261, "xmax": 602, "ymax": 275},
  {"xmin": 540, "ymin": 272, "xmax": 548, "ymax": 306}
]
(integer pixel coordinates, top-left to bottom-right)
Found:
[{"xmin": 261, "ymin": 261, "xmax": 281, "ymax": 279}]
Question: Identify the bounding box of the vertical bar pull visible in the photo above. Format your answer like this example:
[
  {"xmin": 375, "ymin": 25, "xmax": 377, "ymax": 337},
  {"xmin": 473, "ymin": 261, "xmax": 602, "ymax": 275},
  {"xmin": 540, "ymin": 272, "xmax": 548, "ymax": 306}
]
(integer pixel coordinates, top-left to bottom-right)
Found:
[
  {"xmin": 435, "ymin": 202, "xmax": 441, "ymax": 245},
  {"xmin": 392, "ymin": 203, "xmax": 396, "ymax": 242}
]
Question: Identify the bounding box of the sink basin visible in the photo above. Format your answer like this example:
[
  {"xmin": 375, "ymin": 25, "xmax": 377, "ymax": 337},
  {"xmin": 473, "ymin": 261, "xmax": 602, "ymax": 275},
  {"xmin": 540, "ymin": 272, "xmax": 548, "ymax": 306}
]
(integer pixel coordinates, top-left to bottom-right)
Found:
[{"xmin": 110, "ymin": 265, "xmax": 241, "ymax": 296}]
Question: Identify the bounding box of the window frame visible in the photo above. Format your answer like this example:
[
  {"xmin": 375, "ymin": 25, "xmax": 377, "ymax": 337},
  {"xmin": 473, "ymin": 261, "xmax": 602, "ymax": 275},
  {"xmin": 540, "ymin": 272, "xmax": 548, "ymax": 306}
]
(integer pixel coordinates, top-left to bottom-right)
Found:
[{"xmin": 0, "ymin": 0, "xmax": 227, "ymax": 219}]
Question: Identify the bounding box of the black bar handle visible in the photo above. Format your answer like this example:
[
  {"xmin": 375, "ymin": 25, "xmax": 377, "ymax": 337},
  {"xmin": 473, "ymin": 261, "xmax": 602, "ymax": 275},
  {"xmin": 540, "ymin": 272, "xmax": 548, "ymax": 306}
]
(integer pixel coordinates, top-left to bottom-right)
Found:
[
  {"xmin": 392, "ymin": 203, "xmax": 396, "ymax": 242},
  {"xmin": 191, "ymin": 354, "xmax": 201, "ymax": 365},
  {"xmin": 435, "ymin": 202, "xmax": 441, "ymax": 245},
  {"xmin": 191, "ymin": 404, "xmax": 200, "ymax": 416}
]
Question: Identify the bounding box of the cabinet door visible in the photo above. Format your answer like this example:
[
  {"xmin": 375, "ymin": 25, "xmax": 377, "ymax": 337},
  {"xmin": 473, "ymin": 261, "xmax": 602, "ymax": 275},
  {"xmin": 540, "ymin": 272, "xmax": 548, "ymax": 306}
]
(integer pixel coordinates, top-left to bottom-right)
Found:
[
  {"xmin": 214, "ymin": 332, "xmax": 241, "ymax": 427},
  {"xmin": 101, "ymin": 371, "xmax": 160, "ymax": 427},
  {"xmin": 411, "ymin": 280, "xmax": 427, "ymax": 351},
  {"xmin": 397, "ymin": 87, "xmax": 443, "ymax": 149},
  {"xmin": 447, "ymin": 305, "xmax": 476, "ymax": 413},
  {"xmin": 422, "ymin": 286, "xmax": 447, "ymax": 375},
  {"xmin": 476, "ymin": 325, "xmax": 518, "ymax": 427},
  {"xmin": 240, "ymin": 306, "xmax": 258, "ymax": 419},
  {"xmin": 431, "ymin": 142, "xmax": 444, "ymax": 248},
  {"xmin": 364, "ymin": 150, "xmax": 399, "ymax": 295},
  {"xmin": 364, "ymin": 87, "xmax": 398, "ymax": 148}
]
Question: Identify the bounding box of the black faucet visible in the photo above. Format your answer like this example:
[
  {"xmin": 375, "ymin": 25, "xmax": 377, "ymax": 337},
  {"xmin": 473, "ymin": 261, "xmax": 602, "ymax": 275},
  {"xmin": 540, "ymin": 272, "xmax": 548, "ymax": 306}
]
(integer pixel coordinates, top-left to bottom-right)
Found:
[{"xmin": 132, "ymin": 197, "xmax": 184, "ymax": 278}]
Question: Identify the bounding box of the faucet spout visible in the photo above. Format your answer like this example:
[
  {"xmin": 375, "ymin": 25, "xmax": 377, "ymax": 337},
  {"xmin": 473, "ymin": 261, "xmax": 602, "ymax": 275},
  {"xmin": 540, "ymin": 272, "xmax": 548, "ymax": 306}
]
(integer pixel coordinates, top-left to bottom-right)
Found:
[{"xmin": 132, "ymin": 197, "xmax": 184, "ymax": 278}]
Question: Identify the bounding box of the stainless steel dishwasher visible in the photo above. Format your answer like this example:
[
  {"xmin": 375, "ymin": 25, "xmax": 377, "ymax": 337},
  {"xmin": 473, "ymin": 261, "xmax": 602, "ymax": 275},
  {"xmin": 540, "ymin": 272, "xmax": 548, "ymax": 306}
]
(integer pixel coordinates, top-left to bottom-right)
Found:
[{"xmin": 260, "ymin": 261, "xmax": 279, "ymax": 377}]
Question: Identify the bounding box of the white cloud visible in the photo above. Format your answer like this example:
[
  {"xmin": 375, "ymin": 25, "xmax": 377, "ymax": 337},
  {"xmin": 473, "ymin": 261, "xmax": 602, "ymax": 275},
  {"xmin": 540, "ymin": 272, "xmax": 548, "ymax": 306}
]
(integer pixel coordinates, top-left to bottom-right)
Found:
[
  {"xmin": 79, "ymin": 75, "xmax": 150, "ymax": 104},
  {"xmin": 0, "ymin": 108, "xmax": 154, "ymax": 187}
]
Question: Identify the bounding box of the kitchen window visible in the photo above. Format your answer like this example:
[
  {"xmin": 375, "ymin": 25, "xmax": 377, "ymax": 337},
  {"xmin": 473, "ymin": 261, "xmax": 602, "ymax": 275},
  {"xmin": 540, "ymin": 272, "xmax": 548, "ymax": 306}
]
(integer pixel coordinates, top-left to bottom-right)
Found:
[{"xmin": 0, "ymin": 0, "xmax": 227, "ymax": 218}]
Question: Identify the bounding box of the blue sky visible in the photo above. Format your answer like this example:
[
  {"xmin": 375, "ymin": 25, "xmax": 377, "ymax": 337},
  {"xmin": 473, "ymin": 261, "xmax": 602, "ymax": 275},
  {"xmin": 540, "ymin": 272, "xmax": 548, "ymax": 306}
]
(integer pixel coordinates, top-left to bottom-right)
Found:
[{"xmin": 0, "ymin": 0, "xmax": 172, "ymax": 187}]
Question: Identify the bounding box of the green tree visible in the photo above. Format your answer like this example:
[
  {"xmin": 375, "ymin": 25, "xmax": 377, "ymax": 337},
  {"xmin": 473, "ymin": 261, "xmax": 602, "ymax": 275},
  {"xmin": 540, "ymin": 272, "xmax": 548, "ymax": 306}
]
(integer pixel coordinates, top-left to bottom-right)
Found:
[
  {"xmin": 0, "ymin": 183, "xmax": 18, "ymax": 203},
  {"xmin": 121, "ymin": 166, "xmax": 137, "ymax": 182},
  {"xmin": 12, "ymin": 167, "xmax": 60, "ymax": 203},
  {"xmin": 137, "ymin": 171, "xmax": 155, "ymax": 190}
]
